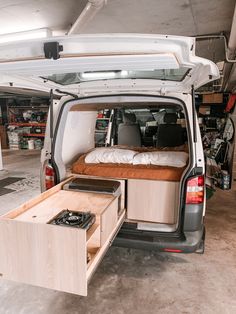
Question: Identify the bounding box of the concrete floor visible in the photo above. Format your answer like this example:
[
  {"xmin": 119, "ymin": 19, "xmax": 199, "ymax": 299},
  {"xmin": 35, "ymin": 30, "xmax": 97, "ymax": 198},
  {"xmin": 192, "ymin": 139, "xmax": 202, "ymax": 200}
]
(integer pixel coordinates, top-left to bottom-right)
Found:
[
  {"xmin": 0, "ymin": 150, "xmax": 236, "ymax": 314},
  {"xmin": 0, "ymin": 150, "xmax": 41, "ymax": 214}
]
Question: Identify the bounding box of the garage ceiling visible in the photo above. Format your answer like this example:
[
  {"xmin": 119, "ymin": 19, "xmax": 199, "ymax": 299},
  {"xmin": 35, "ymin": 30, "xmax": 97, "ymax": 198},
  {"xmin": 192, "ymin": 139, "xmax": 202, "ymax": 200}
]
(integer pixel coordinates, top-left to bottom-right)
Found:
[
  {"xmin": 0, "ymin": 0, "xmax": 234, "ymax": 36},
  {"xmin": 0, "ymin": 0, "xmax": 235, "ymax": 93},
  {"xmin": 0, "ymin": 0, "xmax": 87, "ymax": 35},
  {"xmin": 81, "ymin": 0, "xmax": 235, "ymax": 35}
]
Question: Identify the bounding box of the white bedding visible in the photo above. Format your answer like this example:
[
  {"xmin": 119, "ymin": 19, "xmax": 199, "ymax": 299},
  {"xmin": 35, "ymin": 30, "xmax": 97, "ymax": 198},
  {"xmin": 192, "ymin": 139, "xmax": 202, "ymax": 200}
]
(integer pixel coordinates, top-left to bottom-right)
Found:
[
  {"xmin": 133, "ymin": 151, "xmax": 188, "ymax": 168},
  {"xmin": 85, "ymin": 147, "xmax": 137, "ymax": 164},
  {"xmin": 85, "ymin": 148, "xmax": 188, "ymax": 168}
]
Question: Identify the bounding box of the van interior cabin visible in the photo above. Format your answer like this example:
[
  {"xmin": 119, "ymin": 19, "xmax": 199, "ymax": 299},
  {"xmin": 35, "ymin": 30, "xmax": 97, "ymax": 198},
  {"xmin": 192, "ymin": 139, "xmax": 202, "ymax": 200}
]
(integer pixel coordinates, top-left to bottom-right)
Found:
[
  {"xmin": 57, "ymin": 101, "xmax": 190, "ymax": 233},
  {"xmin": 0, "ymin": 100, "xmax": 191, "ymax": 295}
]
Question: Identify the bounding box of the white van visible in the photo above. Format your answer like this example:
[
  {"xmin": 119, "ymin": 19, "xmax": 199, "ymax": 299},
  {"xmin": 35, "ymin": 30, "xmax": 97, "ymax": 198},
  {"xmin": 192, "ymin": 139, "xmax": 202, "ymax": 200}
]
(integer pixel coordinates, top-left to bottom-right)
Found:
[{"xmin": 0, "ymin": 34, "xmax": 219, "ymax": 296}]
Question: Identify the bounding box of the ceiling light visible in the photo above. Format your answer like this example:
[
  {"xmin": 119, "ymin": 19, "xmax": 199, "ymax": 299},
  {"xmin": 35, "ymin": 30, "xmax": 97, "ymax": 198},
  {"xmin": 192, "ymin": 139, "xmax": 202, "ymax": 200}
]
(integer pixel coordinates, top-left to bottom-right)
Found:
[
  {"xmin": 121, "ymin": 70, "xmax": 128, "ymax": 76},
  {"xmin": 0, "ymin": 28, "xmax": 52, "ymax": 44},
  {"xmin": 81, "ymin": 71, "xmax": 117, "ymax": 79}
]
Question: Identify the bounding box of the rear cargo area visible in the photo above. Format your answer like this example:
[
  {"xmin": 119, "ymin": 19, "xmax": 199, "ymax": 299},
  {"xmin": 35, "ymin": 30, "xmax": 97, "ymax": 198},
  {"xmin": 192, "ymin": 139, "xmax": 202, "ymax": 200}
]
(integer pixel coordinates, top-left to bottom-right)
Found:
[
  {"xmin": 52, "ymin": 98, "xmax": 191, "ymax": 229},
  {"xmin": 0, "ymin": 96, "xmax": 192, "ymax": 297}
]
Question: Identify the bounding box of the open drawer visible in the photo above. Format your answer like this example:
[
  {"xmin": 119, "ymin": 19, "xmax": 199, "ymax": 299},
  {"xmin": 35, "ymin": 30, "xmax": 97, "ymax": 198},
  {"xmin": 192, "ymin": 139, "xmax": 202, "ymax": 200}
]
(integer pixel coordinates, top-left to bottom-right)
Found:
[{"xmin": 0, "ymin": 178, "xmax": 125, "ymax": 296}]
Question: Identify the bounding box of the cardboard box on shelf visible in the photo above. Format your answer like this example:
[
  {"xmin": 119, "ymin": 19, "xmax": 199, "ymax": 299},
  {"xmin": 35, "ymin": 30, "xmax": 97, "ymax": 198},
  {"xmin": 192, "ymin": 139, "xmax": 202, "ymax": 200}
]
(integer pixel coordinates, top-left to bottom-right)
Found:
[
  {"xmin": 199, "ymin": 106, "xmax": 211, "ymax": 115},
  {"xmin": 202, "ymin": 93, "xmax": 223, "ymax": 104}
]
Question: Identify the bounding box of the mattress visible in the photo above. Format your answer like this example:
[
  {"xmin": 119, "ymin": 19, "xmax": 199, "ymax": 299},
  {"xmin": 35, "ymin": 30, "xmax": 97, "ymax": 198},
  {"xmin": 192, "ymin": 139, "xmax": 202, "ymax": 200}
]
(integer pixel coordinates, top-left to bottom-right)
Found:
[{"xmin": 72, "ymin": 154, "xmax": 186, "ymax": 181}]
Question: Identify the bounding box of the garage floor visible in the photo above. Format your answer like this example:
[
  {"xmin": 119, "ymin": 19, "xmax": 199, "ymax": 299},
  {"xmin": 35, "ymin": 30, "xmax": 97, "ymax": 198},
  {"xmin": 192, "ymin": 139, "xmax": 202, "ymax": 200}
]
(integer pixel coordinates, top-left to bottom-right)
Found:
[{"xmin": 0, "ymin": 150, "xmax": 236, "ymax": 314}]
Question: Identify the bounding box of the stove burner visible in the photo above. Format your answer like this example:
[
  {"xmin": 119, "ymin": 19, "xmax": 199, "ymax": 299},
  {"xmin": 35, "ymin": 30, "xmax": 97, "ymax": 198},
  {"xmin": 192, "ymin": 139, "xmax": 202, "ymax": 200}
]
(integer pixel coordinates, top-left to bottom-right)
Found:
[
  {"xmin": 67, "ymin": 215, "xmax": 81, "ymax": 223},
  {"xmin": 49, "ymin": 210, "xmax": 95, "ymax": 230}
]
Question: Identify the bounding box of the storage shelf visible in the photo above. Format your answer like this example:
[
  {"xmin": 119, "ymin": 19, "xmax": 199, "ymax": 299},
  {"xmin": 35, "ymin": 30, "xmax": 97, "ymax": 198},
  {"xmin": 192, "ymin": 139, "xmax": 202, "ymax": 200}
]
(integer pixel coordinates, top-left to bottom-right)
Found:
[
  {"xmin": 8, "ymin": 106, "xmax": 49, "ymax": 109},
  {"xmin": 95, "ymin": 130, "xmax": 108, "ymax": 133},
  {"xmin": 9, "ymin": 123, "xmax": 46, "ymax": 127},
  {"xmin": 22, "ymin": 133, "xmax": 45, "ymax": 137}
]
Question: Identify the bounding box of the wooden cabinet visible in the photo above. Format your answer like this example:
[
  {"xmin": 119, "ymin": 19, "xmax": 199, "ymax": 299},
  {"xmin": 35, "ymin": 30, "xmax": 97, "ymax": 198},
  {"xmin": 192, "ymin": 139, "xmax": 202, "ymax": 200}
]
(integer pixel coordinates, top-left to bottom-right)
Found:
[
  {"xmin": 127, "ymin": 179, "xmax": 179, "ymax": 224},
  {"xmin": 0, "ymin": 179, "xmax": 125, "ymax": 296}
]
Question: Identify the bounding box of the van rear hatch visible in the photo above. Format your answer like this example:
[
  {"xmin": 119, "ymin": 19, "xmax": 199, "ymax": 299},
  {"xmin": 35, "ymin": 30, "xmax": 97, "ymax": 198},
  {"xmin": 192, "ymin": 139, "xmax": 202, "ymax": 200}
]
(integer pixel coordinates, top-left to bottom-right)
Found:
[{"xmin": 0, "ymin": 34, "xmax": 219, "ymax": 95}]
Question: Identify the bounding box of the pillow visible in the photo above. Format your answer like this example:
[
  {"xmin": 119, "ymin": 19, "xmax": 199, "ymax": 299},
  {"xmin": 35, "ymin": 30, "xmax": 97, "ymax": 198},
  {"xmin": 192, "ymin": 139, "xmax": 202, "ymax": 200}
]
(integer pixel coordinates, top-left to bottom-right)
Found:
[
  {"xmin": 85, "ymin": 147, "xmax": 137, "ymax": 164},
  {"xmin": 133, "ymin": 151, "xmax": 188, "ymax": 168}
]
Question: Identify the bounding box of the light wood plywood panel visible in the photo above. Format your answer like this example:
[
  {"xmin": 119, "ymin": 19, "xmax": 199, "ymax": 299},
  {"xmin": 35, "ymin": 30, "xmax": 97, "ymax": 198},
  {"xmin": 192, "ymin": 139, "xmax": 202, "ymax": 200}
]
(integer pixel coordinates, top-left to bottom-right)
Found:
[
  {"xmin": 72, "ymin": 174, "xmax": 126, "ymax": 210},
  {"xmin": 87, "ymin": 210, "xmax": 125, "ymax": 281},
  {"xmin": 87, "ymin": 225, "xmax": 101, "ymax": 252},
  {"xmin": 127, "ymin": 179, "xmax": 179, "ymax": 224},
  {"xmin": 100, "ymin": 197, "xmax": 118, "ymax": 245},
  {"xmin": 3, "ymin": 177, "xmax": 73, "ymax": 220},
  {"xmin": 0, "ymin": 179, "xmax": 124, "ymax": 296},
  {"xmin": 14, "ymin": 190, "xmax": 114, "ymax": 224},
  {"xmin": 0, "ymin": 219, "xmax": 87, "ymax": 296}
]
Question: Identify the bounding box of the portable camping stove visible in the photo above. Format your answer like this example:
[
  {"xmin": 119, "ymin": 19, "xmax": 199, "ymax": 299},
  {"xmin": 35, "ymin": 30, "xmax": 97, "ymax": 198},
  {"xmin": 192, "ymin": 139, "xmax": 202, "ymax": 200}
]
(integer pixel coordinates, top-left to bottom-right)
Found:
[{"xmin": 49, "ymin": 209, "xmax": 95, "ymax": 230}]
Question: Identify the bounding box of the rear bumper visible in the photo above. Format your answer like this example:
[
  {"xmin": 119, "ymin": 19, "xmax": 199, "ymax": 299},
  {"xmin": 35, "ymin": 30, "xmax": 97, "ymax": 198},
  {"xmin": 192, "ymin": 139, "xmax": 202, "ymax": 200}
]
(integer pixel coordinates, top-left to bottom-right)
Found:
[{"xmin": 113, "ymin": 226, "xmax": 205, "ymax": 253}]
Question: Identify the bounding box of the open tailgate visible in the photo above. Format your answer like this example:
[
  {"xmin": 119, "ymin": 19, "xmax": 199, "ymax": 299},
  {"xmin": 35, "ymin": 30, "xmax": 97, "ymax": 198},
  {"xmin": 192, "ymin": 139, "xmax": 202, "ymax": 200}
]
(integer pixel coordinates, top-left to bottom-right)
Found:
[{"xmin": 0, "ymin": 34, "xmax": 219, "ymax": 94}]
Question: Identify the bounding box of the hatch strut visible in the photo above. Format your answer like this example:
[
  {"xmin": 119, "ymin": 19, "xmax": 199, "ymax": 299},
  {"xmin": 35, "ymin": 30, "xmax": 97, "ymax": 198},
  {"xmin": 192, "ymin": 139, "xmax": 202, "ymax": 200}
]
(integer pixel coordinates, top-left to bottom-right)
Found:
[
  {"xmin": 191, "ymin": 85, "xmax": 197, "ymax": 143},
  {"xmin": 49, "ymin": 89, "xmax": 54, "ymax": 155}
]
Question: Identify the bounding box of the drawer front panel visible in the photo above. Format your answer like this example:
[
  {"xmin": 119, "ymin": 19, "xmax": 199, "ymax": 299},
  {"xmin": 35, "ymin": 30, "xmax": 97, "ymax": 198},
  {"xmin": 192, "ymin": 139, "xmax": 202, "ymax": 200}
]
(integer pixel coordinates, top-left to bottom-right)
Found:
[
  {"xmin": 127, "ymin": 179, "xmax": 179, "ymax": 224},
  {"xmin": 0, "ymin": 219, "xmax": 87, "ymax": 296}
]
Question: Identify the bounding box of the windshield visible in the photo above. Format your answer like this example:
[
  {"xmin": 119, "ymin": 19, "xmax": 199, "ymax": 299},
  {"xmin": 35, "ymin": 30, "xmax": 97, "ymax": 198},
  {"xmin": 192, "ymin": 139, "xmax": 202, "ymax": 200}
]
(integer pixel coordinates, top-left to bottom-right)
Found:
[{"xmin": 43, "ymin": 68, "xmax": 190, "ymax": 85}]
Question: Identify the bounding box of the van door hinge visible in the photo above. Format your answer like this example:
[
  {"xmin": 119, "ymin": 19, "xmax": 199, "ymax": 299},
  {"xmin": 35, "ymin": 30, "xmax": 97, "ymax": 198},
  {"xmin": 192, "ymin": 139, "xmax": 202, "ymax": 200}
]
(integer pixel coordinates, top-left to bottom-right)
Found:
[{"xmin": 44, "ymin": 42, "xmax": 63, "ymax": 60}]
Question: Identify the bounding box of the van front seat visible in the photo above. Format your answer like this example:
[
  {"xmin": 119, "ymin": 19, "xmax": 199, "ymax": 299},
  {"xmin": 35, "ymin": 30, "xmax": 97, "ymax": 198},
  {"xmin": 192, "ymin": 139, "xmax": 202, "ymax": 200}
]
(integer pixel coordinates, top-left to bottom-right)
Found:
[
  {"xmin": 156, "ymin": 113, "xmax": 184, "ymax": 147},
  {"xmin": 118, "ymin": 112, "xmax": 142, "ymax": 147}
]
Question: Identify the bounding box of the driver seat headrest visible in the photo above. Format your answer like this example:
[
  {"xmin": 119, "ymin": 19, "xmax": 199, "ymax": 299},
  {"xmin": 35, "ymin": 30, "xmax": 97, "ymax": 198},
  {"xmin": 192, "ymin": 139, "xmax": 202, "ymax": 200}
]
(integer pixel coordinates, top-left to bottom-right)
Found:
[
  {"xmin": 163, "ymin": 113, "xmax": 178, "ymax": 124},
  {"xmin": 123, "ymin": 112, "xmax": 137, "ymax": 124}
]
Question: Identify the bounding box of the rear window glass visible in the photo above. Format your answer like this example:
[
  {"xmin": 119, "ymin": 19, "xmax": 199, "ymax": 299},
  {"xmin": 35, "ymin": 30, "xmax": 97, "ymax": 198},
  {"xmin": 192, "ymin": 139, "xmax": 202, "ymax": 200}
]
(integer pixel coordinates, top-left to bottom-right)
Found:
[{"xmin": 43, "ymin": 68, "xmax": 190, "ymax": 85}]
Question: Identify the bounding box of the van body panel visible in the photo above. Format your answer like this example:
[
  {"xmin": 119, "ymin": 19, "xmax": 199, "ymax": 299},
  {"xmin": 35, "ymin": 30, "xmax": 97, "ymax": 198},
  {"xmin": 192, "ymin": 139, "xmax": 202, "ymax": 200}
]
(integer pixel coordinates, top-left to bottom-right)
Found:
[
  {"xmin": 62, "ymin": 111, "xmax": 97, "ymax": 165},
  {"xmin": 183, "ymin": 204, "xmax": 204, "ymax": 231}
]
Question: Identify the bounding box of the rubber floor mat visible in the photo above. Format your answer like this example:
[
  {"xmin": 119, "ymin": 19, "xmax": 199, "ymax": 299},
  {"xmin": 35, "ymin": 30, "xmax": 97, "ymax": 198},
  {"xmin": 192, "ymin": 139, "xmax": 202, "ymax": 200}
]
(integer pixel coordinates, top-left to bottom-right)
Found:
[
  {"xmin": 0, "ymin": 177, "xmax": 24, "ymax": 188},
  {"xmin": 0, "ymin": 187, "xmax": 15, "ymax": 196}
]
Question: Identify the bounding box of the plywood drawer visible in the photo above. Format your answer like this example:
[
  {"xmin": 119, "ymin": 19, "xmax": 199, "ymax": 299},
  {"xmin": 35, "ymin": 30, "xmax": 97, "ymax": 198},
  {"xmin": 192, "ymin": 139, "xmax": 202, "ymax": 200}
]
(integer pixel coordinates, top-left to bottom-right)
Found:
[{"xmin": 0, "ymin": 180, "xmax": 125, "ymax": 296}]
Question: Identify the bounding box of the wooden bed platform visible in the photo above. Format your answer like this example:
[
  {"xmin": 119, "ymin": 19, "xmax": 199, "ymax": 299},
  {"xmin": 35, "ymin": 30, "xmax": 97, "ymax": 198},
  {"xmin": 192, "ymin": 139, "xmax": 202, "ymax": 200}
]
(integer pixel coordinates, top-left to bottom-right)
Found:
[{"xmin": 72, "ymin": 154, "xmax": 186, "ymax": 181}]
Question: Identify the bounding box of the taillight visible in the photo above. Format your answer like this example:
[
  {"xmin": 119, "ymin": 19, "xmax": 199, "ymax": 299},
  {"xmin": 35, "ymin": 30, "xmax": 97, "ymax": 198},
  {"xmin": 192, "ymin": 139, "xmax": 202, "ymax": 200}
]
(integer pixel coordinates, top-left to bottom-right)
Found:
[
  {"xmin": 186, "ymin": 175, "xmax": 204, "ymax": 204},
  {"xmin": 45, "ymin": 164, "xmax": 55, "ymax": 190}
]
